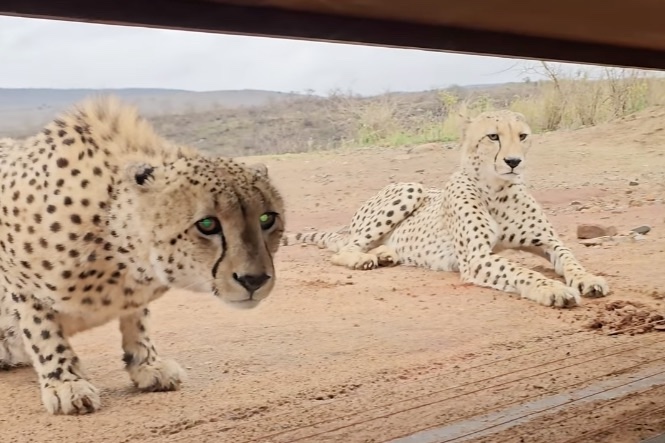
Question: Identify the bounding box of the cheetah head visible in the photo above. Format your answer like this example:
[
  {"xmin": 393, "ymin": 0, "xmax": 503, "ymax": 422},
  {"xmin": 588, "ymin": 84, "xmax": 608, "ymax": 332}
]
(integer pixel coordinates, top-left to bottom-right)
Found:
[
  {"xmin": 460, "ymin": 110, "xmax": 532, "ymax": 183},
  {"xmin": 123, "ymin": 157, "xmax": 285, "ymax": 310}
]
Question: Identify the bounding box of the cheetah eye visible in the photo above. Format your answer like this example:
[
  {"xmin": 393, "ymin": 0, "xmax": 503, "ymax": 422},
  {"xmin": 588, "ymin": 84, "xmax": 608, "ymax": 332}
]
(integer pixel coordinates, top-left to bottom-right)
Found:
[
  {"xmin": 259, "ymin": 212, "xmax": 277, "ymax": 231},
  {"xmin": 519, "ymin": 133, "xmax": 528, "ymax": 141},
  {"xmin": 195, "ymin": 217, "xmax": 222, "ymax": 235},
  {"xmin": 487, "ymin": 134, "xmax": 499, "ymax": 141}
]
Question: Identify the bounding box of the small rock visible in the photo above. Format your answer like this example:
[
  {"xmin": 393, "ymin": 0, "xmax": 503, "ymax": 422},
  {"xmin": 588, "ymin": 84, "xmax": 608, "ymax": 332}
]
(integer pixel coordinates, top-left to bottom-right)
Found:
[
  {"xmin": 629, "ymin": 181, "xmax": 639, "ymax": 186},
  {"xmin": 631, "ymin": 225, "xmax": 651, "ymax": 235},
  {"xmin": 577, "ymin": 224, "xmax": 617, "ymax": 239},
  {"xmin": 580, "ymin": 238, "xmax": 606, "ymax": 246}
]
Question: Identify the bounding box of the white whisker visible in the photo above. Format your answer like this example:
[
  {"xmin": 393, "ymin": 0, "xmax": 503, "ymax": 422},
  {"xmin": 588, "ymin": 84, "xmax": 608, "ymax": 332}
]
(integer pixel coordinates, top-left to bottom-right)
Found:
[{"xmin": 178, "ymin": 277, "xmax": 216, "ymax": 292}]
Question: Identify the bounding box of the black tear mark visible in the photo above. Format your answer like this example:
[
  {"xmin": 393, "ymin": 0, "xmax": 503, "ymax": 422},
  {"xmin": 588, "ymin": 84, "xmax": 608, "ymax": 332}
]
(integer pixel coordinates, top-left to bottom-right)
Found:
[
  {"xmin": 494, "ymin": 133, "xmax": 502, "ymax": 164},
  {"xmin": 211, "ymin": 232, "xmax": 227, "ymax": 278},
  {"xmin": 134, "ymin": 166, "xmax": 155, "ymax": 185}
]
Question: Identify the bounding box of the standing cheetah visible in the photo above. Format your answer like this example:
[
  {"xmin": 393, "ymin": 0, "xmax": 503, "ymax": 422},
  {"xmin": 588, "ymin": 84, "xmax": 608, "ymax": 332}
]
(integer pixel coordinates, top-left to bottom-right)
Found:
[
  {"xmin": 282, "ymin": 110, "xmax": 608, "ymax": 308},
  {"xmin": 0, "ymin": 96, "xmax": 285, "ymax": 415}
]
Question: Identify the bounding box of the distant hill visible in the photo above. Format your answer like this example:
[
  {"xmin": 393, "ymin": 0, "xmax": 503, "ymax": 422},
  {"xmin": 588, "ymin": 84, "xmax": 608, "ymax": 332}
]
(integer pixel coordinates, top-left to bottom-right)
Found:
[
  {"xmin": 0, "ymin": 88, "xmax": 304, "ymax": 136},
  {"xmin": 0, "ymin": 82, "xmax": 541, "ymax": 156}
]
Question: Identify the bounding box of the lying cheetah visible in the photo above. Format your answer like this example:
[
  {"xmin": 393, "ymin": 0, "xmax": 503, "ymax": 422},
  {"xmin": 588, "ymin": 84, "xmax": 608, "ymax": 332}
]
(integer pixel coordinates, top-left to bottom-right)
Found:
[
  {"xmin": 0, "ymin": 97, "xmax": 285, "ymax": 414},
  {"xmin": 282, "ymin": 110, "xmax": 608, "ymax": 308}
]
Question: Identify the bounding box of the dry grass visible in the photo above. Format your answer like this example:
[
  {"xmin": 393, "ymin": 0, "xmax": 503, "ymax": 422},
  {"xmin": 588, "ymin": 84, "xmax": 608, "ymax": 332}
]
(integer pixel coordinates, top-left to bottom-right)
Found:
[
  {"xmin": 508, "ymin": 63, "xmax": 665, "ymax": 132},
  {"xmin": 148, "ymin": 64, "xmax": 665, "ymax": 156}
]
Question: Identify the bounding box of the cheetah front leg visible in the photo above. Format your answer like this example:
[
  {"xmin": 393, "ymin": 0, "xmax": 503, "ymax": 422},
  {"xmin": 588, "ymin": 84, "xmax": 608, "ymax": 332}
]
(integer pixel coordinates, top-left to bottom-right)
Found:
[
  {"xmin": 331, "ymin": 183, "xmax": 425, "ymax": 270},
  {"xmin": 461, "ymin": 249, "xmax": 581, "ymax": 308},
  {"xmin": 13, "ymin": 296, "xmax": 100, "ymax": 415},
  {"xmin": 504, "ymin": 201, "xmax": 610, "ymax": 298},
  {"xmin": 119, "ymin": 307, "xmax": 185, "ymax": 392},
  {"xmin": 535, "ymin": 237, "xmax": 609, "ymax": 298},
  {"xmin": 453, "ymin": 209, "xmax": 580, "ymax": 308}
]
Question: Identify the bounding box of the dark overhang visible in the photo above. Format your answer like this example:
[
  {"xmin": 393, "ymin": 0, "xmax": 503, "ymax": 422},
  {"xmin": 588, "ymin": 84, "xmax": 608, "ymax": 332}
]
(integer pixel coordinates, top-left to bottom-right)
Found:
[{"xmin": 0, "ymin": 0, "xmax": 663, "ymax": 69}]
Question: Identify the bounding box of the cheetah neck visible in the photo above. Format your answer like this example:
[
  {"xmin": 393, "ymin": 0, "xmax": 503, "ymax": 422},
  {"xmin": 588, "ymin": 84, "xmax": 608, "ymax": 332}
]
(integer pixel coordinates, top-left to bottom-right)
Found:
[
  {"xmin": 461, "ymin": 161, "xmax": 524, "ymax": 197},
  {"xmin": 105, "ymin": 183, "xmax": 159, "ymax": 287}
]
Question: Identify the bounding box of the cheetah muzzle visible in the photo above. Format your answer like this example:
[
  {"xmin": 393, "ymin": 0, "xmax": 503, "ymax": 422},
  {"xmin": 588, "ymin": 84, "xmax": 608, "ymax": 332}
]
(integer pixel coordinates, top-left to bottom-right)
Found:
[
  {"xmin": 281, "ymin": 110, "xmax": 610, "ymax": 309},
  {"xmin": 0, "ymin": 96, "xmax": 285, "ymax": 415}
]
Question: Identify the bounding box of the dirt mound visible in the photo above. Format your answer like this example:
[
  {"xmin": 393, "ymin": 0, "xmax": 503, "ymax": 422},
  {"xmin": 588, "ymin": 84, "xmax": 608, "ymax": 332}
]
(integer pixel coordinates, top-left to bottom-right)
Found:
[{"xmin": 585, "ymin": 300, "xmax": 665, "ymax": 335}]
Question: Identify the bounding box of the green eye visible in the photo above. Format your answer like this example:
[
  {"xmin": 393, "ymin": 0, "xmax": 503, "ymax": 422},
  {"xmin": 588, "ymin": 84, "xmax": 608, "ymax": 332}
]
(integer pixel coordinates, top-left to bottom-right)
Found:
[
  {"xmin": 196, "ymin": 217, "xmax": 221, "ymax": 235},
  {"xmin": 259, "ymin": 212, "xmax": 276, "ymax": 230}
]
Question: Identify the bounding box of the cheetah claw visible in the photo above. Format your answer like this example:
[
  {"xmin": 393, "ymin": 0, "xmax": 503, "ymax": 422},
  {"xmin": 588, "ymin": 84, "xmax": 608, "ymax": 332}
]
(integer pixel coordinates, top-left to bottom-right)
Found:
[
  {"xmin": 526, "ymin": 279, "xmax": 581, "ymax": 309},
  {"xmin": 41, "ymin": 379, "xmax": 101, "ymax": 415},
  {"xmin": 571, "ymin": 274, "xmax": 609, "ymax": 298}
]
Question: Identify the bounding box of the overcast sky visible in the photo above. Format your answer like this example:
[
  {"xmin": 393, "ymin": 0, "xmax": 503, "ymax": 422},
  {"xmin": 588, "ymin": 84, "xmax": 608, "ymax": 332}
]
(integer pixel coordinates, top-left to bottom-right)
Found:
[{"xmin": 1, "ymin": 15, "xmax": 583, "ymax": 95}]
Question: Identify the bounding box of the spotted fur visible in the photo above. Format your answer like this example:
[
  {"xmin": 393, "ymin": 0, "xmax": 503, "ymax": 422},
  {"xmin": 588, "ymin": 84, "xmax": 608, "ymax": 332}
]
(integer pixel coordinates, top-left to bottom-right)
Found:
[
  {"xmin": 0, "ymin": 96, "xmax": 285, "ymax": 415},
  {"xmin": 282, "ymin": 110, "xmax": 608, "ymax": 308}
]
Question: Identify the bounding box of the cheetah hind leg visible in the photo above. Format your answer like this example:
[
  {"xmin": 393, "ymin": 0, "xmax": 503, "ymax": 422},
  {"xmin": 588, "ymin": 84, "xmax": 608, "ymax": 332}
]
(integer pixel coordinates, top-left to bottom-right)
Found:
[
  {"xmin": 330, "ymin": 182, "xmax": 425, "ymax": 271},
  {"xmin": 0, "ymin": 305, "xmax": 31, "ymax": 370},
  {"xmin": 330, "ymin": 245, "xmax": 398, "ymax": 270},
  {"xmin": 0, "ymin": 330, "xmax": 31, "ymax": 370},
  {"xmin": 330, "ymin": 250, "xmax": 379, "ymax": 270},
  {"xmin": 369, "ymin": 245, "xmax": 399, "ymax": 267}
]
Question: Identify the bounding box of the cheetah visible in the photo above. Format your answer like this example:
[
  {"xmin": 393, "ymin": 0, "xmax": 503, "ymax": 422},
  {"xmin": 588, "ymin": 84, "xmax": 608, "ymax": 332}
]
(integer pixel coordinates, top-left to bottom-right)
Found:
[
  {"xmin": 282, "ymin": 110, "xmax": 609, "ymax": 308},
  {"xmin": 0, "ymin": 96, "xmax": 285, "ymax": 415}
]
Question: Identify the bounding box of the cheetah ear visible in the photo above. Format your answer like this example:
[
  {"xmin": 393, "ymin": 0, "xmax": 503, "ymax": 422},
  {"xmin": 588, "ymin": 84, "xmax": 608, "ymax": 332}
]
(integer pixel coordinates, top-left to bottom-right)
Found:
[
  {"xmin": 458, "ymin": 111, "xmax": 470, "ymax": 122},
  {"xmin": 248, "ymin": 162, "xmax": 269, "ymax": 178},
  {"xmin": 124, "ymin": 162, "xmax": 163, "ymax": 192},
  {"xmin": 458, "ymin": 112, "xmax": 472, "ymax": 140},
  {"xmin": 513, "ymin": 111, "xmax": 527, "ymax": 122},
  {"xmin": 457, "ymin": 107, "xmax": 471, "ymax": 123}
]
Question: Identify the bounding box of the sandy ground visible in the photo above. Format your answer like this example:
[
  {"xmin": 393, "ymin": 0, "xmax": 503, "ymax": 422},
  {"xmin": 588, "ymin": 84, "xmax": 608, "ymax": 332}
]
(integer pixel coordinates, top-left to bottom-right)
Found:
[{"xmin": 1, "ymin": 109, "xmax": 665, "ymax": 443}]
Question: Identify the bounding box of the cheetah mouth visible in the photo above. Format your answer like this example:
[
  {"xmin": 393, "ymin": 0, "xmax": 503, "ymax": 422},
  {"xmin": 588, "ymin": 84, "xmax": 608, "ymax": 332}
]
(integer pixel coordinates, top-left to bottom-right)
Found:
[
  {"xmin": 494, "ymin": 166, "xmax": 520, "ymax": 176},
  {"xmin": 212, "ymin": 288, "xmax": 262, "ymax": 308},
  {"xmin": 226, "ymin": 298, "xmax": 262, "ymax": 310}
]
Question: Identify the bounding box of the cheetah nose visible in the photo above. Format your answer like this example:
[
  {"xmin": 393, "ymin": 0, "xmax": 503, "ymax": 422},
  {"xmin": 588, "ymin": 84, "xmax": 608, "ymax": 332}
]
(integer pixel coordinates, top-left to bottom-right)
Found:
[
  {"xmin": 504, "ymin": 157, "xmax": 522, "ymax": 169},
  {"xmin": 233, "ymin": 273, "xmax": 271, "ymax": 293}
]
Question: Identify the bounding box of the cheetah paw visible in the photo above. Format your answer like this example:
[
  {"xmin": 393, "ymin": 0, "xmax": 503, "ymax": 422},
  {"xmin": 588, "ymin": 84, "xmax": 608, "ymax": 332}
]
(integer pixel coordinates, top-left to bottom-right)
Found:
[
  {"xmin": 331, "ymin": 251, "xmax": 378, "ymax": 270},
  {"xmin": 41, "ymin": 378, "xmax": 101, "ymax": 415},
  {"xmin": 526, "ymin": 279, "xmax": 581, "ymax": 308},
  {"xmin": 128, "ymin": 358, "xmax": 186, "ymax": 392},
  {"xmin": 569, "ymin": 273, "xmax": 609, "ymax": 298},
  {"xmin": 369, "ymin": 245, "xmax": 399, "ymax": 267}
]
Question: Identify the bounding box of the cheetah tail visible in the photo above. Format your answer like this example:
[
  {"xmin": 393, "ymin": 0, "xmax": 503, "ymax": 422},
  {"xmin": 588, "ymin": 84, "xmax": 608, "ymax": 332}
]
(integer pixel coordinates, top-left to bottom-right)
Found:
[{"xmin": 280, "ymin": 230, "xmax": 349, "ymax": 252}]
